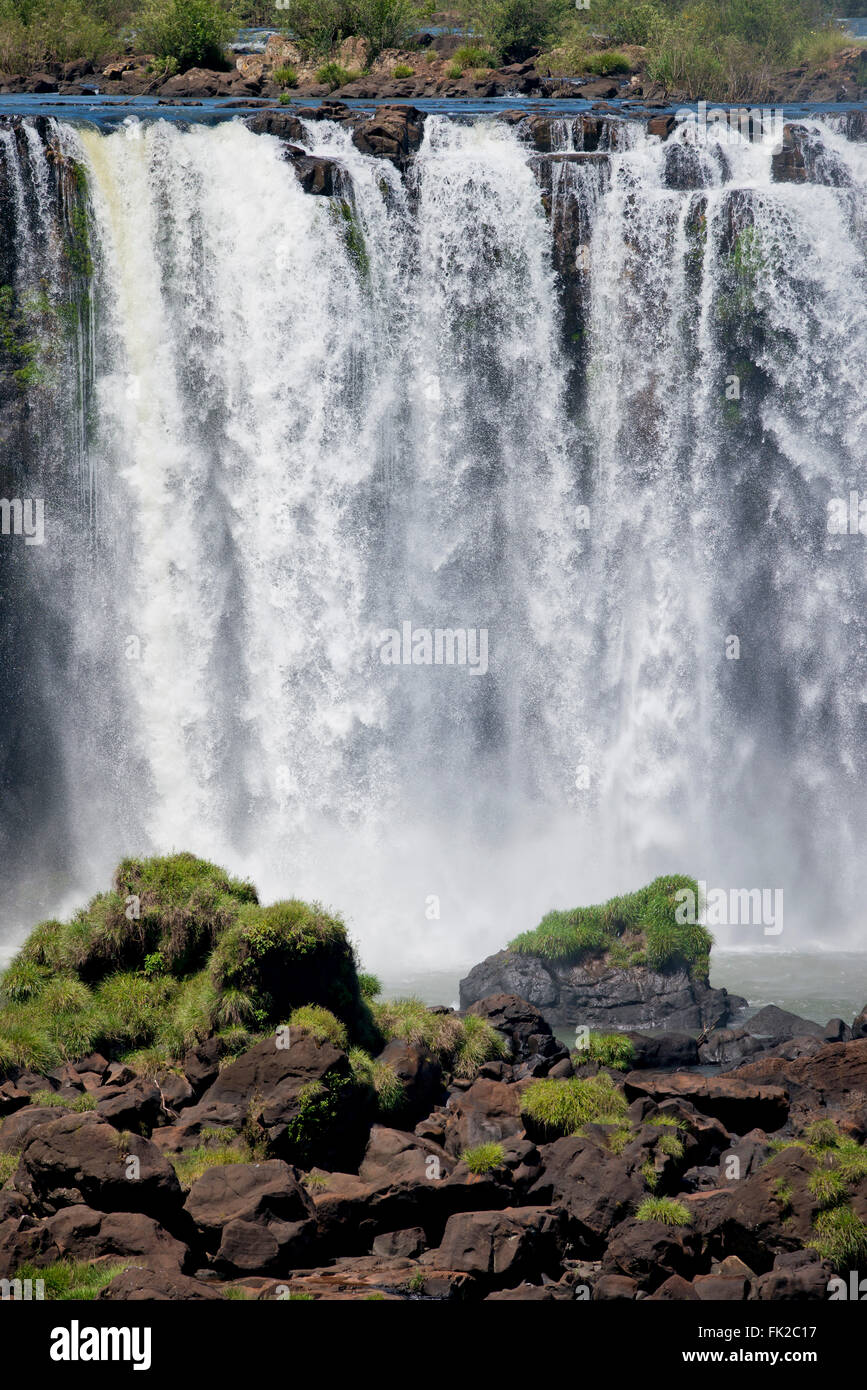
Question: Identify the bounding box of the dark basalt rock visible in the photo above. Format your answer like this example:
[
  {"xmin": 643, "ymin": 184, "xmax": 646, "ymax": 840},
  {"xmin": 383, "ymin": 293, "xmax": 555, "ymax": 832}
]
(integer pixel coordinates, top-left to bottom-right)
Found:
[
  {"xmin": 351, "ymin": 105, "xmax": 424, "ymax": 168},
  {"xmin": 288, "ymin": 154, "xmax": 342, "ymax": 197},
  {"xmin": 623, "ymin": 1070, "xmax": 789, "ymax": 1133},
  {"xmin": 459, "ymin": 949, "xmax": 742, "ymax": 1032}
]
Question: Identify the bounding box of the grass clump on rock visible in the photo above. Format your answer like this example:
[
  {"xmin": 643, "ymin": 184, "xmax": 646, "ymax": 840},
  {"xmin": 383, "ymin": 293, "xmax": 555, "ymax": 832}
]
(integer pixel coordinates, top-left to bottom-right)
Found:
[
  {"xmin": 0, "ymin": 852, "xmax": 377, "ymax": 1077},
  {"xmin": 509, "ymin": 874, "xmax": 712, "ymax": 980},
  {"xmin": 580, "ymin": 1031, "xmax": 635, "ymax": 1071},
  {"xmin": 809, "ymin": 1206, "xmax": 867, "ymax": 1272},
  {"xmin": 461, "ymin": 1142, "xmax": 505, "ymax": 1174},
  {"xmin": 370, "ymin": 996, "xmax": 507, "ymax": 1079},
  {"xmin": 521, "ymin": 1072, "xmax": 627, "ymax": 1138},
  {"xmin": 635, "ymin": 1196, "xmax": 691, "ymax": 1226}
]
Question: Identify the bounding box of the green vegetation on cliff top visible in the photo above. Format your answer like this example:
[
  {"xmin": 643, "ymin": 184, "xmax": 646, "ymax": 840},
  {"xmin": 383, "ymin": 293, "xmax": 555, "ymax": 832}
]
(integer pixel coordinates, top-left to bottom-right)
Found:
[
  {"xmin": 508, "ymin": 873, "xmax": 712, "ymax": 978},
  {"xmin": 0, "ymin": 0, "xmax": 860, "ymax": 101}
]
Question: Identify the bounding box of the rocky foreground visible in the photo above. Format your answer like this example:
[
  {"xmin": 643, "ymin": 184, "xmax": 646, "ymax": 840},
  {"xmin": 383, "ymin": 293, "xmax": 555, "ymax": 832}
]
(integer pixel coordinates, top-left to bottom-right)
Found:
[
  {"xmin": 1, "ymin": 857, "xmax": 866, "ymax": 1301},
  {"xmin": 2, "ymin": 992, "xmax": 866, "ymax": 1300}
]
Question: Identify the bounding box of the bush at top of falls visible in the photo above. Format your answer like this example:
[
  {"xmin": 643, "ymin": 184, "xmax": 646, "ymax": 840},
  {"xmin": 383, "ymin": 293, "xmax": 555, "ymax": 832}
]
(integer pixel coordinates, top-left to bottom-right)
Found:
[
  {"xmin": 136, "ymin": 0, "xmax": 236, "ymax": 72},
  {"xmin": 508, "ymin": 874, "xmax": 712, "ymax": 979},
  {"xmin": 539, "ymin": 0, "xmax": 851, "ymax": 101},
  {"xmin": 0, "ymin": 851, "xmax": 379, "ymax": 1076},
  {"xmin": 275, "ymin": 0, "xmax": 418, "ymax": 60},
  {"xmin": 0, "ymin": 0, "xmax": 117, "ymax": 69}
]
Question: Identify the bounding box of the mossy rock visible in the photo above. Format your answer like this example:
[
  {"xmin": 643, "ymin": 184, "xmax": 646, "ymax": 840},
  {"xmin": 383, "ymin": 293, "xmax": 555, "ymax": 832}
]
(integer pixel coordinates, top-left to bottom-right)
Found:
[{"xmin": 0, "ymin": 853, "xmax": 378, "ymax": 1077}]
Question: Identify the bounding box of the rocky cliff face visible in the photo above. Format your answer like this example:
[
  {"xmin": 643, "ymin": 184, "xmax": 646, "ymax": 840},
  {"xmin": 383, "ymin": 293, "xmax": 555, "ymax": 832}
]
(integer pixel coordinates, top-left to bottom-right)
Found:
[{"xmin": 459, "ymin": 949, "xmax": 745, "ymax": 1032}]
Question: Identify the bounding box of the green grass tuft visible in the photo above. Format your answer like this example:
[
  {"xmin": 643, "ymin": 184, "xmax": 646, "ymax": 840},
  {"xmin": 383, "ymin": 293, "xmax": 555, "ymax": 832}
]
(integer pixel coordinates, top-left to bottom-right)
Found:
[
  {"xmin": 521, "ymin": 1072, "xmax": 627, "ymax": 1137},
  {"xmin": 461, "ymin": 1142, "xmax": 505, "ymax": 1174},
  {"xmin": 635, "ymin": 1196, "xmax": 691, "ymax": 1226}
]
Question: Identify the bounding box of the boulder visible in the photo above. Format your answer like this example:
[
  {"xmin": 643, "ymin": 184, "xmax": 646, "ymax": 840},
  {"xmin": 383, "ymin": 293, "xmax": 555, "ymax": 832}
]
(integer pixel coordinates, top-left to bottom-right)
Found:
[
  {"xmin": 593, "ymin": 1273, "xmax": 638, "ymax": 1299},
  {"xmin": 623, "ymin": 1071, "xmax": 789, "ymax": 1133},
  {"xmin": 94, "ymin": 1078, "xmax": 164, "ymax": 1134},
  {"xmin": 625, "ymin": 1032, "xmax": 699, "ymax": 1069},
  {"xmin": 374, "ymin": 1039, "xmax": 443, "ymax": 1125},
  {"xmin": 459, "ymin": 950, "xmax": 739, "ymax": 1032},
  {"xmin": 529, "ymin": 1135, "xmax": 647, "ymax": 1250},
  {"xmin": 215, "ymin": 1215, "xmax": 315, "ymax": 1273},
  {"xmin": 464, "ymin": 994, "xmax": 551, "ymax": 1059},
  {"xmin": 0, "ymin": 1205, "xmax": 188, "ymax": 1280},
  {"xmin": 601, "ymin": 1218, "xmax": 704, "ymax": 1291},
  {"xmin": 428, "ymin": 1206, "xmax": 565, "ymax": 1288},
  {"xmin": 162, "ymin": 1031, "xmax": 367, "ymax": 1170},
  {"xmin": 100, "ymin": 1267, "xmax": 222, "ymax": 1300},
  {"xmin": 184, "ymin": 1160, "xmax": 313, "ymax": 1250},
  {"xmin": 371, "ymin": 1226, "xmax": 426, "ymax": 1259},
  {"xmin": 16, "ymin": 1113, "xmax": 182, "ymax": 1221},
  {"xmin": 753, "ymin": 1248, "xmax": 834, "ymax": 1300},
  {"xmin": 442, "ymin": 1078, "xmax": 523, "ymax": 1156},
  {"xmin": 351, "ymin": 106, "xmax": 424, "ymax": 167},
  {"xmin": 648, "ymin": 1272, "xmax": 700, "ymax": 1299}
]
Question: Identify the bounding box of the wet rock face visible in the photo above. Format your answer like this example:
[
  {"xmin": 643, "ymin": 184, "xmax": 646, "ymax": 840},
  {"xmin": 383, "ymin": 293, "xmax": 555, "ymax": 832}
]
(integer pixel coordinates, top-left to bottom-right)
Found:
[{"xmin": 459, "ymin": 949, "xmax": 741, "ymax": 1032}]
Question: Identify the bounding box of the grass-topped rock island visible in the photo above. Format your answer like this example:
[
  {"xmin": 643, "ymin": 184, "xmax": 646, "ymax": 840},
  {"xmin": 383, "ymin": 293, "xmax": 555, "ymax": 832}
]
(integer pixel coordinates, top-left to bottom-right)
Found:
[
  {"xmin": 1, "ymin": 854, "xmax": 866, "ymax": 1300},
  {"xmin": 460, "ymin": 874, "xmax": 745, "ymax": 1035}
]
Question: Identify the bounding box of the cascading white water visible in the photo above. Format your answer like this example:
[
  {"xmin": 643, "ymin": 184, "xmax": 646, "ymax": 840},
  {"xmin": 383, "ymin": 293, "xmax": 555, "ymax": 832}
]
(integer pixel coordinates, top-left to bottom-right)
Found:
[{"xmin": 2, "ymin": 110, "xmax": 866, "ymax": 968}]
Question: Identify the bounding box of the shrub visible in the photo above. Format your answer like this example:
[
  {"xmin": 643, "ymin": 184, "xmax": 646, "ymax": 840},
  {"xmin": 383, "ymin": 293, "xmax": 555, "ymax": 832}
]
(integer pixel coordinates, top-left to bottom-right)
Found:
[
  {"xmin": 452, "ymin": 1012, "xmax": 508, "ymax": 1079},
  {"xmin": 0, "ymin": 0, "xmax": 117, "ymax": 70},
  {"xmin": 315, "ymin": 60, "xmax": 354, "ymax": 87},
  {"xmin": 352, "ymin": 0, "xmax": 417, "ymax": 55},
  {"xmin": 461, "ymin": 1142, "xmax": 505, "ymax": 1174},
  {"xmin": 29, "ymin": 1089, "xmax": 96, "ymax": 1112},
  {"xmin": 348, "ymin": 1047, "xmax": 406, "ymax": 1114},
  {"xmin": 278, "ymin": 0, "xmax": 415, "ymax": 59},
  {"xmin": 808, "ymin": 1164, "xmax": 847, "ymax": 1210},
  {"xmin": 136, "ymin": 0, "xmax": 236, "ymax": 72},
  {"xmin": 464, "ymin": 0, "xmax": 564, "ymax": 62},
  {"xmin": 521, "ymin": 1072, "xmax": 627, "ymax": 1137},
  {"xmin": 273, "ymin": 63, "xmax": 299, "ymax": 86},
  {"xmin": 635, "ymin": 1196, "xmax": 691, "ymax": 1226},
  {"xmin": 640, "ymin": 1159, "xmax": 658, "ymax": 1189},
  {"xmin": 357, "ymin": 972, "xmax": 381, "ymax": 1000},
  {"xmin": 171, "ymin": 1139, "xmax": 248, "ymax": 1190},
  {"xmin": 453, "ymin": 43, "xmax": 496, "ymax": 67},
  {"xmin": 584, "ymin": 48, "xmax": 630, "ymax": 74},
  {"xmin": 657, "ymin": 1130, "xmax": 684, "ymax": 1160},
  {"xmin": 446, "ymin": 59, "xmax": 464, "ymax": 77},
  {"xmin": 0, "ymin": 1151, "xmax": 19, "ymax": 1186},
  {"xmin": 392, "ymin": 61, "xmax": 414, "ymax": 76}
]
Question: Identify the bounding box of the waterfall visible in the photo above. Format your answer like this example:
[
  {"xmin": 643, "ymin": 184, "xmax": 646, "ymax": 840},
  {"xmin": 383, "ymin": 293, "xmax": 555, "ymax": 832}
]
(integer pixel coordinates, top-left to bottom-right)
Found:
[{"xmin": 1, "ymin": 110, "xmax": 865, "ymax": 967}]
